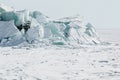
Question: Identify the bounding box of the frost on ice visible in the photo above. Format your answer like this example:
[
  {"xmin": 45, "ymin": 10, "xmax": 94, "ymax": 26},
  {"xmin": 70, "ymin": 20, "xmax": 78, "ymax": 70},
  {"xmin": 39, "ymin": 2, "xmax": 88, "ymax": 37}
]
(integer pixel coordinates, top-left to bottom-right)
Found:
[{"xmin": 0, "ymin": 4, "xmax": 101, "ymax": 46}]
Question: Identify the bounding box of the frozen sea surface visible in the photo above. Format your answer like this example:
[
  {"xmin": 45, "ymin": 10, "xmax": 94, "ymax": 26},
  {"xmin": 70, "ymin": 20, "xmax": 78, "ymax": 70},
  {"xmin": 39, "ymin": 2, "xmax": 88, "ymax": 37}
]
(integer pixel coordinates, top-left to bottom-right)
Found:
[{"xmin": 0, "ymin": 28, "xmax": 120, "ymax": 80}]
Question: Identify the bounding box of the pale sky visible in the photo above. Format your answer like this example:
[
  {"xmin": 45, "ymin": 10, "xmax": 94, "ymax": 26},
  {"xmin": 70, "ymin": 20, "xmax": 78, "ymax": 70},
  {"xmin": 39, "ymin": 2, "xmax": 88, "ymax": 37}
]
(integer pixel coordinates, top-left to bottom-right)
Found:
[{"xmin": 0, "ymin": 0, "xmax": 120, "ymax": 28}]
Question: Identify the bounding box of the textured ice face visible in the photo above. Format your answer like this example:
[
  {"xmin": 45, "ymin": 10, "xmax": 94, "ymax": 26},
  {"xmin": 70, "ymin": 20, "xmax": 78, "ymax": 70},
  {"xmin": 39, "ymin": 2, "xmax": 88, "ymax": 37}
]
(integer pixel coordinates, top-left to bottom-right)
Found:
[
  {"xmin": 0, "ymin": 4, "xmax": 101, "ymax": 46},
  {"xmin": 0, "ymin": 10, "xmax": 31, "ymax": 26},
  {"xmin": 51, "ymin": 16, "xmax": 101, "ymax": 44}
]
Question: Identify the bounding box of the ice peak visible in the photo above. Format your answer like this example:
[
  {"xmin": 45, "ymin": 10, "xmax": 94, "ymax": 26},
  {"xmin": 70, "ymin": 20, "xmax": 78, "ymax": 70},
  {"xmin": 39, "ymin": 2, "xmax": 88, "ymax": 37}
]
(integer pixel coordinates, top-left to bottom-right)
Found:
[{"xmin": 54, "ymin": 15, "xmax": 84, "ymax": 23}]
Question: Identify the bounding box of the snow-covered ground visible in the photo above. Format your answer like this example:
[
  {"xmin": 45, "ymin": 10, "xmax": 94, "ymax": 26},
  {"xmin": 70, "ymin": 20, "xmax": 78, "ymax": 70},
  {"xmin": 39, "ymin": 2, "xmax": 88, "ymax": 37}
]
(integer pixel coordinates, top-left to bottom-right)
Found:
[{"xmin": 0, "ymin": 28, "xmax": 120, "ymax": 80}]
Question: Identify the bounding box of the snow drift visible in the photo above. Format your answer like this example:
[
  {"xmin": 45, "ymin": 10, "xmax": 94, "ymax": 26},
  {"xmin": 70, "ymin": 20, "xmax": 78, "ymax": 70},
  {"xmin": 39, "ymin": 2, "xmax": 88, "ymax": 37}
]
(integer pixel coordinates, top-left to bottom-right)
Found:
[{"xmin": 0, "ymin": 4, "xmax": 101, "ymax": 46}]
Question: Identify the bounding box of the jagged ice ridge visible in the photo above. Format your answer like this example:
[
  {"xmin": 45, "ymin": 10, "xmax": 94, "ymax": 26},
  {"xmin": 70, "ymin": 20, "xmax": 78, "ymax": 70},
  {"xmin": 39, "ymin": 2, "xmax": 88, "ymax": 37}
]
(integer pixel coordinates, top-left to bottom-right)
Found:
[{"xmin": 0, "ymin": 4, "xmax": 101, "ymax": 46}]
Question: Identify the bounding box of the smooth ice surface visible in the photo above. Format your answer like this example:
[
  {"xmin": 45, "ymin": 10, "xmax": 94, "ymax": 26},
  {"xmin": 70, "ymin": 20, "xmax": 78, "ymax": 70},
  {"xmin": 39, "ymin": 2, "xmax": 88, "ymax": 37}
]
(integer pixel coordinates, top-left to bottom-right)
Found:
[
  {"xmin": 25, "ymin": 19, "xmax": 44, "ymax": 43},
  {"xmin": 0, "ymin": 20, "xmax": 23, "ymax": 46}
]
